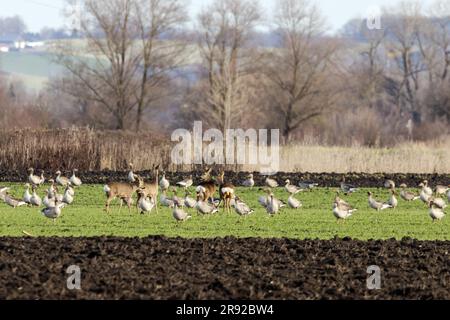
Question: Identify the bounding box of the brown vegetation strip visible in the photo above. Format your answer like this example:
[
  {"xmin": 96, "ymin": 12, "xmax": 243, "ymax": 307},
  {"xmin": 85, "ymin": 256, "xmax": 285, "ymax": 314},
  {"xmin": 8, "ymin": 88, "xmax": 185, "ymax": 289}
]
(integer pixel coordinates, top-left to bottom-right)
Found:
[{"xmin": 1, "ymin": 237, "xmax": 450, "ymax": 300}]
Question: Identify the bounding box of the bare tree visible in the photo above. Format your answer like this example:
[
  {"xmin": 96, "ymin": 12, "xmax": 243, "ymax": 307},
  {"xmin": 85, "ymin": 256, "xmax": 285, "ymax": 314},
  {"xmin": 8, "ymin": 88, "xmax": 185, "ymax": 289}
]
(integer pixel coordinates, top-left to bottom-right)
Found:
[
  {"xmin": 188, "ymin": 0, "xmax": 262, "ymax": 132},
  {"xmin": 383, "ymin": 1, "xmax": 425, "ymax": 120},
  {"xmin": 56, "ymin": 0, "xmax": 187, "ymax": 130},
  {"xmin": 264, "ymin": 0, "xmax": 340, "ymax": 141}
]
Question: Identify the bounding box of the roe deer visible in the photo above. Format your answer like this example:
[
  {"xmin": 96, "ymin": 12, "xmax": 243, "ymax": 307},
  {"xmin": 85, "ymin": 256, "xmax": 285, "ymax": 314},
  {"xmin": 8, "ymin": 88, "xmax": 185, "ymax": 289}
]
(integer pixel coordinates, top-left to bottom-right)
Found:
[
  {"xmin": 217, "ymin": 170, "xmax": 235, "ymax": 214},
  {"xmin": 196, "ymin": 167, "xmax": 217, "ymax": 204},
  {"xmin": 104, "ymin": 177, "xmax": 143, "ymax": 213},
  {"xmin": 140, "ymin": 165, "xmax": 160, "ymax": 213}
]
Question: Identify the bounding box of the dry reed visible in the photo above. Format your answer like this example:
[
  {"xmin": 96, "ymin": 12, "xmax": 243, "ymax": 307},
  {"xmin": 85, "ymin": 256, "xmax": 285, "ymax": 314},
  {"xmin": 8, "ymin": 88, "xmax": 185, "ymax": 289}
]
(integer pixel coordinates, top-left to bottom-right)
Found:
[{"xmin": 0, "ymin": 128, "xmax": 448, "ymax": 173}]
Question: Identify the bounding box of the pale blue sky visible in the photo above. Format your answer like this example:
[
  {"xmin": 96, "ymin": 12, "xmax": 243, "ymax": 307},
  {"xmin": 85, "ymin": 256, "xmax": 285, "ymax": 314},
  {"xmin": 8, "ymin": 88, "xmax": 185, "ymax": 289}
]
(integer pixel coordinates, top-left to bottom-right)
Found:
[{"xmin": 0, "ymin": 0, "xmax": 417, "ymax": 33}]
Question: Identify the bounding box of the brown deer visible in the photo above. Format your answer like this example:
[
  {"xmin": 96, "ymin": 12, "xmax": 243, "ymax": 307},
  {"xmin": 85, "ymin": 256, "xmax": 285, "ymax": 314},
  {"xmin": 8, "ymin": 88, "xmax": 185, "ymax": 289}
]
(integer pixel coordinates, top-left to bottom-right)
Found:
[
  {"xmin": 104, "ymin": 176, "xmax": 143, "ymax": 213},
  {"xmin": 196, "ymin": 167, "xmax": 217, "ymax": 204},
  {"xmin": 217, "ymin": 170, "xmax": 235, "ymax": 214}
]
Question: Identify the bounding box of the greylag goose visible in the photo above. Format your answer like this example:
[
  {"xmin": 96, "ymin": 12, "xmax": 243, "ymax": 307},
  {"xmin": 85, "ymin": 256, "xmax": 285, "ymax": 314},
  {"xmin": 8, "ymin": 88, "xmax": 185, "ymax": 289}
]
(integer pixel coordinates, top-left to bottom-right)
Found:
[
  {"xmin": 258, "ymin": 188, "xmax": 285, "ymax": 209},
  {"xmin": 232, "ymin": 196, "xmax": 254, "ymax": 216},
  {"xmin": 429, "ymin": 200, "xmax": 446, "ymax": 222},
  {"xmin": 284, "ymin": 179, "xmax": 302, "ymax": 194},
  {"xmin": 196, "ymin": 199, "xmax": 218, "ymax": 215},
  {"xmin": 4, "ymin": 192, "xmax": 27, "ymax": 208},
  {"xmin": 242, "ymin": 174, "xmax": 255, "ymax": 188},
  {"xmin": 55, "ymin": 171, "xmax": 70, "ymax": 187},
  {"xmin": 65, "ymin": 185, "xmax": 75, "ymax": 197},
  {"xmin": 0, "ymin": 187, "xmax": 9, "ymax": 201},
  {"xmin": 288, "ymin": 194, "xmax": 302, "ymax": 209},
  {"xmin": 184, "ymin": 191, "xmax": 197, "ymax": 209},
  {"xmin": 41, "ymin": 202, "xmax": 66, "ymax": 222},
  {"xmin": 334, "ymin": 193, "xmax": 353, "ymax": 211},
  {"xmin": 368, "ymin": 192, "xmax": 391, "ymax": 211},
  {"xmin": 265, "ymin": 177, "xmax": 278, "ymax": 188},
  {"xmin": 387, "ymin": 189, "xmax": 398, "ymax": 209},
  {"xmin": 399, "ymin": 184, "xmax": 420, "ymax": 201},
  {"xmin": 173, "ymin": 204, "xmax": 191, "ymax": 222},
  {"xmin": 30, "ymin": 186, "xmax": 42, "ymax": 207},
  {"xmin": 159, "ymin": 172, "xmax": 170, "ymax": 192},
  {"xmin": 419, "ymin": 182, "xmax": 432, "ymax": 204},
  {"xmin": 420, "ymin": 180, "xmax": 433, "ymax": 196},
  {"xmin": 137, "ymin": 190, "xmax": 155, "ymax": 213},
  {"xmin": 69, "ymin": 169, "xmax": 82, "ymax": 187},
  {"xmin": 435, "ymin": 185, "xmax": 449, "ymax": 196},
  {"xmin": 160, "ymin": 190, "xmax": 175, "ymax": 208},
  {"xmin": 266, "ymin": 193, "xmax": 280, "ymax": 215},
  {"xmin": 341, "ymin": 178, "xmax": 358, "ymax": 195},
  {"xmin": 258, "ymin": 194, "xmax": 268, "ymax": 208},
  {"xmin": 23, "ymin": 183, "xmax": 32, "ymax": 205},
  {"xmin": 332, "ymin": 200, "xmax": 356, "ymax": 222},
  {"xmin": 384, "ymin": 180, "xmax": 395, "ymax": 189},
  {"xmin": 38, "ymin": 170, "xmax": 45, "ymax": 186},
  {"xmin": 43, "ymin": 191, "xmax": 56, "ymax": 208},
  {"xmin": 429, "ymin": 197, "xmax": 447, "ymax": 210},
  {"xmin": 28, "ymin": 168, "xmax": 41, "ymax": 186},
  {"xmin": 62, "ymin": 186, "xmax": 74, "ymax": 205},
  {"xmin": 171, "ymin": 187, "xmax": 184, "ymax": 208},
  {"xmin": 298, "ymin": 181, "xmax": 318, "ymax": 191},
  {"xmin": 177, "ymin": 175, "xmax": 193, "ymax": 190},
  {"xmin": 127, "ymin": 163, "xmax": 139, "ymax": 183}
]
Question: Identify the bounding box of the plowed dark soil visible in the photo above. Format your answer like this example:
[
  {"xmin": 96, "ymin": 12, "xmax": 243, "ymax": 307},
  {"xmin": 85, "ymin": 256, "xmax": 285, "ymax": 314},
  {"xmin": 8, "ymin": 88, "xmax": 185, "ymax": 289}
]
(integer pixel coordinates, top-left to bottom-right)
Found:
[
  {"xmin": 1, "ymin": 170, "xmax": 449, "ymax": 187},
  {"xmin": 1, "ymin": 237, "xmax": 449, "ymax": 300}
]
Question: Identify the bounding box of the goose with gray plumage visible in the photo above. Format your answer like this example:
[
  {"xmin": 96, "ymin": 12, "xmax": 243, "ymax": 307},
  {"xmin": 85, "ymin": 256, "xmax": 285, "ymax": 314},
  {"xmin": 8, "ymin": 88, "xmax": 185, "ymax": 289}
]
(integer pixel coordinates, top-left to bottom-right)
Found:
[
  {"xmin": 242, "ymin": 174, "xmax": 255, "ymax": 188},
  {"xmin": 69, "ymin": 169, "xmax": 82, "ymax": 187},
  {"xmin": 159, "ymin": 172, "xmax": 170, "ymax": 192},
  {"xmin": 429, "ymin": 200, "xmax": 446, "ymax": 222},
  {"xmin": 173, "ymin": 204, "xmax": 191, "ymax": 222},
  {"xmin": 23, "ymin": 183, "xmax": 32, "ymax": 205},
  {"xmin": 288, "ymin": 194, "xmax": 302, "ymax": 209},
  {"xmin": 399, "ymin": 184, "xmax": 420, "ymax": 201},
  {"xmin": 232, "ymin": 196, "xmax": 254, "ymax": 217},
  {"xmin": 284, "ymin": 179, "xmax": 302, "ymax": 194},
  {"xmin": 265, "ymin": 177, "xmax": 278, "ymax": 189},
  {"xmin": 368, "ymin": 192, "xmax": 392, "ymax": 211},
  {"xmin": 28, "ymin": 168, "xmax": 42, "ymax": 186},
  {"xmin": 340, "ymin": 177, "xmax": 357, "ymax": 195},
  {"xmin": 41, "ymin": 202, "xmax": 66, "ymax": 223},
  {"xmin": 30, "ymin": 186, "xmax": 42, "ymax": 207},
  {"xmin": 196, "ymin": 199, "xmax": 218, "ymax": 215},
  {"xmin": 55, "ymin": 171, "xmax": 70, "ymax": 187},
  {"xmin": 3, "ymin": 192, "xmax": 27, "ymax": 208}
]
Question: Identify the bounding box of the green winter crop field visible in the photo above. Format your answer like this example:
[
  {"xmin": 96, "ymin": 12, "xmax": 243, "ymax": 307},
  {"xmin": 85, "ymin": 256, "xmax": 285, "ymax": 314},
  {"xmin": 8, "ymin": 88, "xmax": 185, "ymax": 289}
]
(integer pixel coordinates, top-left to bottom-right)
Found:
[{"xmin": 0, "ymin": 183, "xmax": 448, "ymax": 240}]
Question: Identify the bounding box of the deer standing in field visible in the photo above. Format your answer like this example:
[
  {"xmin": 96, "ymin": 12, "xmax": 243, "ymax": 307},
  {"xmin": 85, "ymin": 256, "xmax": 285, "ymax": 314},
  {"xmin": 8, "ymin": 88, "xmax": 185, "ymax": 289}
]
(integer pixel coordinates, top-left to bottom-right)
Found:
[
  {"xmin": 217, "ymin": 170, "xmax": 235, "ymax": 214},
  {"xmin": 139, "ymin": 165, "xmax": 160, "ymax": 214},
  {"xmin": 196, "ymin": 167, "xmax": 217, "ymax": 204},
  {"xmin": 104, "ymin": 176, "xmax": 144, "ymax": 213}
]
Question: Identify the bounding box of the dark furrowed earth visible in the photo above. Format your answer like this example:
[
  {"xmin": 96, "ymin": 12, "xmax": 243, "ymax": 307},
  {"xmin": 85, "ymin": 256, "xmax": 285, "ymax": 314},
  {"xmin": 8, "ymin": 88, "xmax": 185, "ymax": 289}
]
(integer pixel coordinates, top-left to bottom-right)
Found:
[
  {"xmin": 1, "ymin": 170, "xmax": 449, "ymax": 187},
  {"xmin": 1, "ymin": 236, "xmax": 450, "ymax": 300}
]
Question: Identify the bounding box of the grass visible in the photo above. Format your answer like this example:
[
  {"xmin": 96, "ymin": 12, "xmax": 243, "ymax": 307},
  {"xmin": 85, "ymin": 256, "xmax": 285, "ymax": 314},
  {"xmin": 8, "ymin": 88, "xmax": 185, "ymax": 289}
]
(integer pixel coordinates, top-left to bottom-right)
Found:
[{"xmin": 0, "ymin": 183, "xmax": 448, "ymax": 240}]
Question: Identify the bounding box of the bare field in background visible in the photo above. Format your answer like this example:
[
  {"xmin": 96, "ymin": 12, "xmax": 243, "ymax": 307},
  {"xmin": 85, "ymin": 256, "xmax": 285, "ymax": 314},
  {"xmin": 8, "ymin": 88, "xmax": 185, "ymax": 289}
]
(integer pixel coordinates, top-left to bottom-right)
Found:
[{"xmin": 0, "ymin": 128, "xmax": 449, "ymax": 173}]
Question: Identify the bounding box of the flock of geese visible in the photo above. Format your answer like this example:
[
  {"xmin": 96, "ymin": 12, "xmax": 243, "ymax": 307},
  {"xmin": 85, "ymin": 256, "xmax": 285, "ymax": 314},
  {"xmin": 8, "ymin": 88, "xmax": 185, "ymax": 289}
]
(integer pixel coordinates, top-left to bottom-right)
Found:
[
  {"xmin": 1, "ymin": 165, "xmax": 449, "ymax": 224},
  {"xmin": 0, "ymin": 168, "xmax": 82, "ymax": 222},
  {"xmin": 334, "ymin": 178, "xmax": 449, "ymax": 222},
  {"xmin": 107, "ymin": 165, "xmax": 450, "ymax": 224}
]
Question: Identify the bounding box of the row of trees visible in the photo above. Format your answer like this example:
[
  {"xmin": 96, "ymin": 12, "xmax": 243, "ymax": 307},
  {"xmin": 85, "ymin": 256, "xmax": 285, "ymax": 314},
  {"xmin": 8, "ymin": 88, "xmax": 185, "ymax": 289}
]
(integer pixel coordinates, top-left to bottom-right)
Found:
[{"xmin": 1, "ymin": 0, "xmax": 450, "ymax": 146}]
